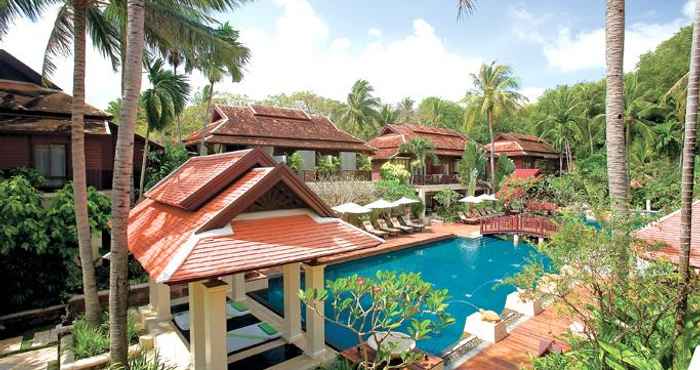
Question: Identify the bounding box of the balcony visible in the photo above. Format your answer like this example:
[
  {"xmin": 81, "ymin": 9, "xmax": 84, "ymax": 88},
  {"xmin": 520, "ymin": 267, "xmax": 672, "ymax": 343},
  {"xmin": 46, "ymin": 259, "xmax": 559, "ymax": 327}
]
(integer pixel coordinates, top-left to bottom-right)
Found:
[
  {"xmin": 410, "ymin": 174, "xmax": 460, "ymax": 186},
  {"xmin": 300, "ymin": 170, "xmax": 372, "ymax": 182}
]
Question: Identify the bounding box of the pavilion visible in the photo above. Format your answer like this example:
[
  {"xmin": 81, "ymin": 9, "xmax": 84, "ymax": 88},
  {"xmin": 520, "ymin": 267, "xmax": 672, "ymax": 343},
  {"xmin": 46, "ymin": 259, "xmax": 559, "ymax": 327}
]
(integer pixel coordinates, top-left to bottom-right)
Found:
[
  {"xmin": 635, "ymin": 200, "xmax": 700, "ymax": 268},
  {"xmin": 127, "ymin": 148, "xmax": 382, "ymax": 369}
]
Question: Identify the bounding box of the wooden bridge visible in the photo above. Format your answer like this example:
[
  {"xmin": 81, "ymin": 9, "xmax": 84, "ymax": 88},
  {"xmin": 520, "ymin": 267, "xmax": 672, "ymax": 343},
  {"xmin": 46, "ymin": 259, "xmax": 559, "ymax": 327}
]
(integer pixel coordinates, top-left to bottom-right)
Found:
[{"xmin": 480, "ymin": 214, "xmax": 558, "ymax": 238}]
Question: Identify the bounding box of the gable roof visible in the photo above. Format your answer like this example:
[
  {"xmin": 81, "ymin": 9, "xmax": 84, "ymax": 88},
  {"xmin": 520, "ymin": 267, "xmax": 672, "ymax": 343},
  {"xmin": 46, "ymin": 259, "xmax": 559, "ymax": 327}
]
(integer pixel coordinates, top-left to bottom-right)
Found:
[
  {"xmin": 128, "ymin": 148, "xmax": 382, "ymax": 283},
  {"xmin": 484, "ymin": 133, "xmax": 559, "ymax": 158},
  {"xmin": 184, "ymin": 104, "xmax": 375, "ymax": 153},
  {"xmin": 634, "ymin": 201, "xmax": 700, "ymax": 268},
  {"xmin": 367, "ymin": 124, "xmax": 470, "ymax": 159},
  {"xmin": 0, "ymin": 50, "xmax": 59, "ymax": 89}
]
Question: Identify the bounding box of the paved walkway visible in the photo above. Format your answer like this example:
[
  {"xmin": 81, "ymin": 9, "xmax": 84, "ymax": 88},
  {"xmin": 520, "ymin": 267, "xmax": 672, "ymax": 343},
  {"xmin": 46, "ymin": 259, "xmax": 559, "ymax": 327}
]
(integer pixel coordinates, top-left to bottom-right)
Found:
[{"xmin": 0, "ymin": 346, "xmax": 56, "ymax": 370}]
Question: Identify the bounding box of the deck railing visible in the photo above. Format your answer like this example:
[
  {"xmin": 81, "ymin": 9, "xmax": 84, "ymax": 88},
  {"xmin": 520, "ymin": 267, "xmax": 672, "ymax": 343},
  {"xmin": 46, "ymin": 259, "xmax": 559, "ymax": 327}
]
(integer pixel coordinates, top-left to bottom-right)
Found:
[
  {"xmin": 300, "ymin": 170, "xmax": 371, "ymax": 182},
  {"xmin": 480, "ymin": 214, "xmax": 558, "ymax": 238},
  {"xmin": 410, "ymin": 174, "xmax": 460, "ymax": 185}
]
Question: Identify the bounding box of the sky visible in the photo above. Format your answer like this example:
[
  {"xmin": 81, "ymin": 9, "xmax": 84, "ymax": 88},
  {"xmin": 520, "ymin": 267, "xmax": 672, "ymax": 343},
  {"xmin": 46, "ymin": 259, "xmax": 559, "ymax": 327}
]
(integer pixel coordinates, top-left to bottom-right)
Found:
[{"xmin": 0, "ymin": 0, "xmax": 695, "ymax": 109}]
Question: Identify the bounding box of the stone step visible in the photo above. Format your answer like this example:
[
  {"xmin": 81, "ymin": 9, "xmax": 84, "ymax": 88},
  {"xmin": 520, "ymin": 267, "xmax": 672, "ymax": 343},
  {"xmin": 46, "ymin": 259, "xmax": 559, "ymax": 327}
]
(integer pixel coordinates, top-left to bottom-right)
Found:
[
  {"xmin": 31, "ymin": 328, "xmax": 57, "ymax": 348},
  {"xmin": 0, "ymin": 336, "xmax": 22, "ymax": 355}
]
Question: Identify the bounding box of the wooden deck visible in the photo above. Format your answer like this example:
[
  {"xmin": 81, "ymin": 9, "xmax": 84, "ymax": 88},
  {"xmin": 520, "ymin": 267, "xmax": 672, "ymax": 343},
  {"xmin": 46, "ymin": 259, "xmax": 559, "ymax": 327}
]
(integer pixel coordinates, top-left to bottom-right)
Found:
[{"xmin": 456, "ymin": 306, "xmax": 573, "ymax": 370}]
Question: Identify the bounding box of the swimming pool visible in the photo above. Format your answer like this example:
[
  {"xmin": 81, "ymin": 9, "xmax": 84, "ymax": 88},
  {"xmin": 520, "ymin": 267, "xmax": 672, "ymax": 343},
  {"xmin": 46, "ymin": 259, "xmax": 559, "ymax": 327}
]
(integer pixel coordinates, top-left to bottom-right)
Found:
[{"xmin": 249, "ymin": 236, "xmax": 547, "ymax": 356}]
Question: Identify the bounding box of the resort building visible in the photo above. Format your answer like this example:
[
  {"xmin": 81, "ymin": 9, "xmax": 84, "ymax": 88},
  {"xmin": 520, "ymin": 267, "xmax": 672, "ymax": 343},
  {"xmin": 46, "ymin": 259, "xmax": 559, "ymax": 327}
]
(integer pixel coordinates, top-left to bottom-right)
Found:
[
  {"xmin": 484, "ymin": 133, "xmax": 562, "ymax": 174},
  {"xmin": 183, "ymin": 105, "xmax": 376, "ymax": 181},
  {"xmin": 128, "ymin": 148, "xmax": 382, "ymax": 369},
  {"xmin": 635, "ymin": 201, "xmax": 700, "ymax": 268},
  {"xmin": 368, "ymin": 124, "xmax": 474, "ymax": 210},
  {"xmin": 0, "ymin": 49, "xmax": 156, "ymax": 191}
]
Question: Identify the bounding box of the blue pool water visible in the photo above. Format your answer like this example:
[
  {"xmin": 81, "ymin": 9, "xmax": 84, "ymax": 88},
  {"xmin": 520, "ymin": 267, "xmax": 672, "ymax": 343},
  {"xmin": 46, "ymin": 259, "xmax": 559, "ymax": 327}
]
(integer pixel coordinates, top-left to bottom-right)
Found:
[{"xmin": 249, "ymin": 236, "xmax": 547, "ymax": 355}]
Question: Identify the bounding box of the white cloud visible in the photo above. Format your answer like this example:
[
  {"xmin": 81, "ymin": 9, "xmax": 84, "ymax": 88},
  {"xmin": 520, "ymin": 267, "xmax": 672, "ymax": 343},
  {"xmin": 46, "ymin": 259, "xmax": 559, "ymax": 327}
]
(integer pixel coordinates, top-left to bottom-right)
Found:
[
  {"xmin": 212, "ymin": 0, "xmax": 481, "ymax": 104},
  {"xmin": 543, "ymin": 18, "xmax": 687, "ymax": 72},
  {"xmin": 521, "ymin": 87, "xmax": 545, "ymax": 103},
  {"xmin": 684, "ymin": 0, "xmax": 695, "ymax": 19},
  {"xmin": 508, "ymin": 5, "xmax": 548, "ymax": 44},
  {"xmin": 0, "ymin": 4, "xmax": 122, "ymax": 109},
  {"xmin": 368, "ymin": 28, "xmax": 382, "ymax": 38}
]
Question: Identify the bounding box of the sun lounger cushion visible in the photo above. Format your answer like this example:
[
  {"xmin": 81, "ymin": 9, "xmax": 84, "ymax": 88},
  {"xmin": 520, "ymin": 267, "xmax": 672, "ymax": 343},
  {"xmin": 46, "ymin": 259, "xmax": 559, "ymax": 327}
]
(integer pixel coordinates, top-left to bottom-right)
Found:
[
  {"xmin": 226, "ymin": 322, "xmax": 281, "ymax": 354},
  {"xmin": 258, "ymin": 322, "xmax": 278, "ymax": 335},
  {"xmin": 173, "ymin": 302, "xmax": 250, "ymax": 331}
]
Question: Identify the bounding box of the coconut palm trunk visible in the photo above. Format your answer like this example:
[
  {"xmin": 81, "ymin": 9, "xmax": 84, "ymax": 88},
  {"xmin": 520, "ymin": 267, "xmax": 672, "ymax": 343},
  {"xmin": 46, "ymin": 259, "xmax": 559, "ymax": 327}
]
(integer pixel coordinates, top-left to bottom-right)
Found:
[
  {"xmin": 200, "ymin": 81, "xmax": 215, "ymax": 155},
  {"xmin": 109, "ymin": 0, "xmax": 145, "ymax": 364},
  {"xmin": 71, "ymin": 0, "xmax": 100, "ymax": 326},
  {"xmin": 137, "ymin": 125, "xmax": 150, "ymax": 199},
  {"xmin": 605, "ymin": 0, "xmax": 628, "ymax": 215},
  {"xmin": 675, "ymin": 0, "xmax": 700, "ymax": 339},
  {"xmin": 487, "ymin": 109, "xmax": 496, "ymax": 191}
]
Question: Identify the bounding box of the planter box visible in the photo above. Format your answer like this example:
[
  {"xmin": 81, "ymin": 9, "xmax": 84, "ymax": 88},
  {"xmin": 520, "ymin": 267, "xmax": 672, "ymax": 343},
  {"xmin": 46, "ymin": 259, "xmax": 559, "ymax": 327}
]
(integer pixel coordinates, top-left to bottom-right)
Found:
[
  {"xmin": 505, "ymin": 291, "xmax": 543, "ymax": 317},
  {"xmin": 463, "ymin": 312, "xmax": 507, "ymax": 343},
  {"xmin": 60, "ymin": 334, "xmax": 142, "ymax": 370}
]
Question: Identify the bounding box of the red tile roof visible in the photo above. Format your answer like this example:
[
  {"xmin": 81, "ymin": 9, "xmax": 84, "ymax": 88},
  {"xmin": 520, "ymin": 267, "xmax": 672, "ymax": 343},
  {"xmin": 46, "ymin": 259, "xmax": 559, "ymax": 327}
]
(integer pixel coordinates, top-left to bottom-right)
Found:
[
  {"xmin": 168, "ymin": 214, "xmax": 381, "ymax": 283},
  {"xmin": 367, "ymin": 124, "xmax": 470, "ymax": 159},
  {"xmin": 184, "ymin": 105, "xmax": 375, "ymax": 153},
  {"xmin": 128, "ymin": 148, "xmax": 381, "ymax": 283},
  {"xmin": 484, "ymin": 133, "xmax": 559, "ymax": 158},
  {"xmin": 511, "ymin": 168, "xmax": 542, "ymax": 180},
  {"xmin": 634, "ymin": 201, "xmax": 700, "ymax": 268}
]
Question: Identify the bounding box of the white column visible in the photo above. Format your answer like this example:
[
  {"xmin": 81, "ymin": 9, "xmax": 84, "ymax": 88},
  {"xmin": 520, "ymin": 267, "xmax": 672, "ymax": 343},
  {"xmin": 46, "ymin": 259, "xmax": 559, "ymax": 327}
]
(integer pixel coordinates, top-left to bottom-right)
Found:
[
  {"xmin": 418, "ymin": 189, "xmax": 427, "ymax": 219},
  {"xmin": 232, "ymin": 273, "xmax": 246, "ymax": 302},
  {"xmin": 203, "ymin": 280, "xmax": 229, "ymax": 370},
  {"xmin": 303, "ymin": 264, "xmax": 326, "ymax": 358},
  {"xmin": 282, "ymin": 263, "xmax": 302, "ymax": 341},
  {"xmin": 148, "ymin": 279, "xmax": 171, "ymax": 321},
  {"xmin": 188, "ymin": 282, "xmax": 207, "ymax": 370}
]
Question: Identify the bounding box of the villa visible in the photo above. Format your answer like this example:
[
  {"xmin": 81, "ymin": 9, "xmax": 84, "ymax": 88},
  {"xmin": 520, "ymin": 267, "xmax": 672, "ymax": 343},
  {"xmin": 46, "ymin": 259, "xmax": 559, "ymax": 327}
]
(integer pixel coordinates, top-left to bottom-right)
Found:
[
  {"xmin": 484, "ymin": 133, "xmax": 562, "ymax": 174},
  {"xmin": 368, "ymin": 124, "xmax": 476, "ymax": 209},
  {"xmin": 183, "ymin": 105, "xmax": 376, "ymax": 181},
  {"xmin": 0, "ymin": 50, "xmax": 157, "ymax": 191}
]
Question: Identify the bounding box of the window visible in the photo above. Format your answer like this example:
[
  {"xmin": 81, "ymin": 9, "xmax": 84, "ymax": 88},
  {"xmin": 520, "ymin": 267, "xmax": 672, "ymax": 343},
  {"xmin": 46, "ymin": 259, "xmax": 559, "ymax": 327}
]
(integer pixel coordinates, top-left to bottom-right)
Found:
[{"xmin": 34, "ymin": 144, "xmax": 66, "ymax": 187}]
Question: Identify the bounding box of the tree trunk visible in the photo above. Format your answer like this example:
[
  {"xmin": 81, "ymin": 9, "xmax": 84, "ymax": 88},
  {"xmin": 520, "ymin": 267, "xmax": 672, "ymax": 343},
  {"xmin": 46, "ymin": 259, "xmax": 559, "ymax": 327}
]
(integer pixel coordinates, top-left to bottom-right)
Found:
[
  {"xmin": 487, "ymin": 109, "xmax": 496, "ymax": 192},
  {"xmin": 605, "ymin": 0, "xmax": 629, "ymax": 278},
  {"xmin": 200, "ymin": 81, "xmax": 215, "ymax": 156},
  {"xmin": 173, "ymin": 63, "xmax": 182, "ymax": 143},
  {"xmin": 71, "ymin": 1, "xmax": 100, "ymax": 327},
  {"xmin": 675, "ymin": 0, "xmax": 700, "ymax": 340},
  {"xmin": 605, "ymin": 0, "xmax": 629, "ymax": 215},
  {"xmin": 137, "ymin": 126, "xmax": 150, "ymax": 200},
  {"xmin": 109, "ymin": 0, "xmax": 145, "ymax": 365}
]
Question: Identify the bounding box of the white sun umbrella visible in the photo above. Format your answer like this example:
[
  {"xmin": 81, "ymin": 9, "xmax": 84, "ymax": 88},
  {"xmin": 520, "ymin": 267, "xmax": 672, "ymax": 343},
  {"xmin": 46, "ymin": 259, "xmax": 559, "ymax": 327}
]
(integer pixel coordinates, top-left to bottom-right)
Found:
[
  {"xmin": 459, "ymin": 195, "xmax": 483, "ymax": 204},
  {"xmin": 332, "ymin": 202, "xmax": 371, "ymax": 214},
  {"xmin": 392, "ymin": 196, "xmax": 420, "ymax": 206},
  {"xmin": 477, "ymin": 193, "xmax": 498, "ymax": 202},
  {"xmin": 365, "ymin": 198, "xmax": 397, "ymax": 209}
]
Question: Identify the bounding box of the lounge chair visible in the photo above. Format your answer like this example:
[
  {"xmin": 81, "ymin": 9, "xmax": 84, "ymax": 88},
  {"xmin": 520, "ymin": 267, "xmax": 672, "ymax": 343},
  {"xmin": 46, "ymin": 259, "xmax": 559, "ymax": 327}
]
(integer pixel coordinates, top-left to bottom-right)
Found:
[
  {"xmin": 362, "ymin": 221, "xmax": 388, "ymax": 238},
  {"xmin": 409, "ymin": 216, "xmax": 432, "ymax": 232},
  {"xmin": 458, "ymin": 211, "xmax": 480, "ymax": 224},
  {"xmin": 399, "ymin": 215, "xmax": 424, "ymax": 232},
  {"xmin": 376, "ymin": 219, "xmax": 400, "ymax": 236},
  {"xmin": 388, "ymin": 216, "xmax": 413, "ymax": 233}
]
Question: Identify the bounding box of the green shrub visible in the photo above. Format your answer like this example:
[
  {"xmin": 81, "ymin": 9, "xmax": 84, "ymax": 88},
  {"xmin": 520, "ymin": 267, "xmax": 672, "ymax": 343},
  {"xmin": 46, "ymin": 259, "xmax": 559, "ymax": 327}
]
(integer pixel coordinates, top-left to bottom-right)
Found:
[
  {"xmin": 287, "ymin": 151, "xmax": 304, "ymax": 172},
  {"xmin": 0, "ymin": 175, "xmax": 49, "ymax": 254},
  {"xmin": 379, "ymin": 162, "xmax": 410, "ymax": 183},
  {"xmin": 317, "ymin": 155, "xmax": 340, "ymax": 177},
  {"xmin": 144, "ymin": 143, "xmax": 190, "ymax": 191},
  {"xmin": 109, "ymin": 350, "xmax": 177, "ymax": 370},
  {"xmin": 432, "ymin": 189, "xmax": 462, "ymax": 221},
  {"xmin": 72, "ymin": 312, "xmax": 141, "ymax": 360},
  {"xmin": 0, "ymin": 167, "xmax": 46, "ymax": 187}
]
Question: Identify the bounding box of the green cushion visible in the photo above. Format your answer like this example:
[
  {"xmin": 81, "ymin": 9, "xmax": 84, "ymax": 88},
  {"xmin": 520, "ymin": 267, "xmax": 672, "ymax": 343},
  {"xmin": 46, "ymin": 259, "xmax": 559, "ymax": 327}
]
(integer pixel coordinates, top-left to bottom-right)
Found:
[
  {"xmin": 258, "ymin": 322, "xmax": 278, "ymax": 335},
  {"xmin": 230, "ymin": 301, "xmax": 248, "ymax": 312}
]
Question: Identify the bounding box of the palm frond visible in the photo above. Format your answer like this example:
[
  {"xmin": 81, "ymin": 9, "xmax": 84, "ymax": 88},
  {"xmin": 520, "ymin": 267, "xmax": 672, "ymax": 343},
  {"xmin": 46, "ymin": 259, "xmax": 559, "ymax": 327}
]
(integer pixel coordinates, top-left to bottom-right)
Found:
[
  {"xmin": 86, "ymin": 6, "xmax": 121, "ymax": 71},
  {"xmin": 41, "ymin": 4, "xmax": 72, "ymax": 80}
]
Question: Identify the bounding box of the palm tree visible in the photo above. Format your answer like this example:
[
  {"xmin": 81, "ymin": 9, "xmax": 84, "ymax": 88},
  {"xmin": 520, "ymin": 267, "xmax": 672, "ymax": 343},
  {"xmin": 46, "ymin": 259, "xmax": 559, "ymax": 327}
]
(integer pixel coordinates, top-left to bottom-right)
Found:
[
  {"xmin": 138, "ymin": 58, "xmax": 189, "ymax": 198},
  {"xmin": 109, "ymin": 0, "xmax": 145, "ymax": 364},
  {"xmin": 605, "ymin": 0, "xmax": 628, "ymax": 216},
  {"xmin": 341, "ymin": 79, "xmax": 381, "ymax": 139},
  {"xmin": 463, "ymin": 61, "xmax": 526, "ymax": 191},
  {"xmin": 537, "ymin": 86, "xmax": 583, "ymax": 171},
  {"xmin": 424, "ymin": 98, "xmax": 444, "ymax": 127},
  {"xmin": 675, "ymin": 0, "xmax": 700, "ymax": 341},
  {"xmin": 456, "ymin": 0, "xmax": 477, "ymax": 18},
  {"xmin": 396, "ymin": 97, "xmax": 415, "ymax": 122},
  {"xmin": 400, "ymin": 137, "xmax": 438, "ymax": 178},
  {"xmin": 378, "ymin": 104, "xmax": 398, "ymax": 126},
  {"xmin": 576, "ymin": 83, "xmax": 604, "ymax": 154},
  {"xmin": 164, "ymin": 48, "xmax": 185, "ymax": 142},
  {"xmin": 197, "ymin": 22, "xmax": 249, "ymax": 155},
  {"xmin": 653, "ymin": 120, "xmax": 682, "ymax": 158}
]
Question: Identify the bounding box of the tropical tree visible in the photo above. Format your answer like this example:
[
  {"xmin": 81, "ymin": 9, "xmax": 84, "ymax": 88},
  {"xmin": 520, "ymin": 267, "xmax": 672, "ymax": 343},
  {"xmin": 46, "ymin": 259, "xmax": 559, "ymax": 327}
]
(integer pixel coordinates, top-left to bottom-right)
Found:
[
  {"xmin": 400, "ymin": 137, "xmax": 438, "ymax": 178},
  {"xmin": 456, "ymin": 141, "xmax": 486, "ymax": 191},
  {"xmin": 378, "ymin": 104, "xmax": 398, "ymax": 126},
  {"xmin": 396, "ymin": 97, "xmax": 415, "ymax": 122},
  {"xmin": 537, "ymin": 86, "xmax": 582, "ymax": 171},
  {"xmin": 108, "ymin": 0, "xmax": 145, "ymax": 364},
  {"xmin": 197, "ymin": 22, "xmax": 249, "ymax": 155},
  {"xmin": 341, "ymin": 79, "xmax": 381, "ymax": 139},
  {"xmin": 676, "ymin": 0, "xmax": 700, "ymax": 342},
  {"xmin": 138, "ymin": 58, "xmax": 190, "ymax": 198},
  {"xmin": 605, "ymin": 0, "xmax": 628, "ymax": 217},
  {"xmin": 576, "ymin": 82, "xmax": 604, "ymax": 154},
  {"xmin": 463, "ymin": 62, "xmax": 526, "ymax": 191}
]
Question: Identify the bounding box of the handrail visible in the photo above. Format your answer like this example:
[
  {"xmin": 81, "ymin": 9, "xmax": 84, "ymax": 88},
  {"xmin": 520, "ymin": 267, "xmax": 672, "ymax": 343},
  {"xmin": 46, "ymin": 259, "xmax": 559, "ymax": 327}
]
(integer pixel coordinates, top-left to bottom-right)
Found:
[{"xmin": 480, "ymin": 214, "xmax": 557, "ymax": 238}]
